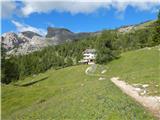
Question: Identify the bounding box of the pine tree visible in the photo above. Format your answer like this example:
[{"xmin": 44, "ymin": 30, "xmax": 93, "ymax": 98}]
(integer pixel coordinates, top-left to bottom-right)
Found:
[
  {"xmin": 1, "ymin": 45, "xmax": 6, "ymax": 83},
  {"xmin": 66, "ymin": 57, "xmax": 73, "ymax": 66},
  {"xmin": 158, "ymin": 10, "xmax": 160, "ymax": 20},
  {"xmin": 152, "ymin": 10, "xmax": 160, "ymax": 46},
  {"xmin": 96, "ymin": 31, "xmax": 119, "ymax": 64}
]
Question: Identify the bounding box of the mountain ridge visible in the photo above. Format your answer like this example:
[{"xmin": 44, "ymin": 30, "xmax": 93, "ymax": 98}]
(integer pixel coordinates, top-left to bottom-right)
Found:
[{"xmin": 1, "ymin": 20, "xmax": 156, "ymax": 55}]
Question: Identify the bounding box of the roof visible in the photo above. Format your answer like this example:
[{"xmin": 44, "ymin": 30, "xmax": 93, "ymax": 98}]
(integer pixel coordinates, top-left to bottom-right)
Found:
[{"xmin": 84, "ymin": 49, "xmax": 96, "ymax": 53}]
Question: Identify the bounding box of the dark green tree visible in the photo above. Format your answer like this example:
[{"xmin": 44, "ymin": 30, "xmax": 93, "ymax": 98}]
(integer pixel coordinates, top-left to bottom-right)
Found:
[
  {"xmin": 96, "ymin": 31, "xmax": 119, "ymax": 64},
  {"xmin": 158, "ymin": 10, "xmax": 160, "ymax": 20},
  {"xmin": 66, "ymin": 57, "xmax": 73, "ymax": 66},
  {"xmin": 152, "ymin": 10, "xmax": 160, "ymax": 46},
  {"xmin": 2, "ymin": 58, "xmax": 19, "ymax": 84},
  {"xmin": 1, "ymin": 44, "xmax": 6, "ymax": 82}
]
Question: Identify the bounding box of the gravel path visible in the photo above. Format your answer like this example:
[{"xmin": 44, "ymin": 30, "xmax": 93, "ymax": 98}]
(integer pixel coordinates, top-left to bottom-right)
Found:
[
  {"xmin": 85, "ymin": 66, "xmax": 160, "ymax": 119},
  {"xmin": 85, "ymin": 65, "xmax": 105, "ymax": 77},
  {"xmin": 111, "ymin": 77, "xmax": 160, "ymax": 119}
]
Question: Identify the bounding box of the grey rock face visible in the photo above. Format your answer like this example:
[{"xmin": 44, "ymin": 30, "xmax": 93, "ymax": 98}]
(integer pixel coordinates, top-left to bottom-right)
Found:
[
  {"xmin": 1, "ymin": 32, "xmax": 22, "ymax": 49},
  {"xmin": 1, "ymin": 31, "xmax": 46, "ymax": 55},
  {"xmin": 46, "ymin": 27, "xmax": 74, "ymax": 38},
  {"xmin": 21, "ymin": 31, "xmax": 42, "ymax": 39},
  {"xmin": 46, "ymin": 27, "xmax": 75, "ymax": 44},
  {"xmin": 1, "ymin": 28, "xmax": 100, "ymax": 56},
  {"xmin": 118, "ymin": 26, "xmax": 134, "ymax": 33},
  {"xmin": 45, "ymin": 27, "xmax": 100, "ymax": 45}
]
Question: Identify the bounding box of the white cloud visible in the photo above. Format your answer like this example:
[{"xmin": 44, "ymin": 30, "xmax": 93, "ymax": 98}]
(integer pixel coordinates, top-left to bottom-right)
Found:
[
  {"xmin": 11, "ymin": 20, "xmax": 47, "ymax": 36},
  {"xmin": 21, "ymin": 1, "xmax": 109, "ymax": 16},
  {"xmin": 1, "ymin": 1, "xmax": 17, "ymax": 19},
  {"xmin": 21, "ymin": 0, "xmax": 160, "ymax": 16},
  {"xmin": 1, "ymin": 0, "xmax": 160, "ymax": 19}
]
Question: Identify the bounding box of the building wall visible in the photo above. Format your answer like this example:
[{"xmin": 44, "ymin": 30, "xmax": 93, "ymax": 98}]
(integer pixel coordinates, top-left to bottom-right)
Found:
[
  {"xmin": 79, "ymin": 49, "xmax": 96, "ymax": 64},
  {"xmin": 83, "ymin": 53, "xmax": 96, "ymax": 62}
]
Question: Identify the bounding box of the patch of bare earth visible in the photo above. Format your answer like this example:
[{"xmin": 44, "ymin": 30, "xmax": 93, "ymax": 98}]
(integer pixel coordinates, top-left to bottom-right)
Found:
[{"xmin": 111, "ymin": 77, "xmax": 160, "ymax": 119}]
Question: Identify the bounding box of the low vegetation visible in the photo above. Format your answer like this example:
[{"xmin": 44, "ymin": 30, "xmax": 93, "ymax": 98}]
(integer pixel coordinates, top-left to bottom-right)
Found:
[
  {"xmin": 2, "ymin": 65, "xmax": 156, "ymax": 120},
  {"xmin": 105, "ymin": 46, "xmax": 160, "ymax": 96}
]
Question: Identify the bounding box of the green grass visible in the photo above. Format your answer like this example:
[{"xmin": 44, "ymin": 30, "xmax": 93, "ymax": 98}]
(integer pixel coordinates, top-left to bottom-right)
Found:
[
  {"xmin": 134, "ymin": 20, "xmax": 156, "ymax": 30},
  {"xmin": 105, "ymin": 46, "xmax": 160, "ymax": 95},
  {"xmin": 2, "ymin": 46, "xmax": 159, "ymax": 120},
  {"xmin": 1, "ymin": 66, "xmax": 155, "ymax": 120}
]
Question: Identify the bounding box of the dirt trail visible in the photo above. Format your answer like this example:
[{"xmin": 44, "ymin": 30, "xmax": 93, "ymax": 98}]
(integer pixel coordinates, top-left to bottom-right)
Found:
[
  {"xmin": 85, "ymin": 65, "xmax": 105, "ymax": 77},
  {"xmin": 85, "ymin": 66, "xmax": 160, "ymax": 119},
  {"xmin": 111, "ymin": 77, "xmax": 160, "ymax": 119}
]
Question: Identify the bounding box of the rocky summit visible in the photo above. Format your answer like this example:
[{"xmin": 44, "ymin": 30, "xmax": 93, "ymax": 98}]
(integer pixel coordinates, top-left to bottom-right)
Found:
[
  {"xmin": 1, "ymin": 27, "xmax": 96, "ymax": 56},
  {"xmin": 1, "ymin": 31, "xmax": 47, "ymax": 55},
  {"xmin": 21, "ymin": 31, "xmax": 42, "ymax": 39}
]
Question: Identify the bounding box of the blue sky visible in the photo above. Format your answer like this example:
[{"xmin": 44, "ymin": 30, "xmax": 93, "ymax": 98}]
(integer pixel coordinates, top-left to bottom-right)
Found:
[{"xmin": 1, "ymin": 1, "xmax": 160, "ymax": 36}]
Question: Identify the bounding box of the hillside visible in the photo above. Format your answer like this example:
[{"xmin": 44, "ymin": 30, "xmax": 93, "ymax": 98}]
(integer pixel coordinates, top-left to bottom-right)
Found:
[
  {"xmin": 117, "ymin": 20, "xmax": 156, "ymax": 33},
  {"xmin": 2, "ymin": 46, "xmax": 159, "ymax": 120},
  {"xmin": 106, "ymin": 45, "xmax": 160, "ymax": 96}
]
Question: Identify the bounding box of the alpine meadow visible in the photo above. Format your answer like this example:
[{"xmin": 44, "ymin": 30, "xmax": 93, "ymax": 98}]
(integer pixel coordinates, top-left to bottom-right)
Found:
[{"xmin": 1, "ymin": 1, "xmax": 160, "ymax": 120}]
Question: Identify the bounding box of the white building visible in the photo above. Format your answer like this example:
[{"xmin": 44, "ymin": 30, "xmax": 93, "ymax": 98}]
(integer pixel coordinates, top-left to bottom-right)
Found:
[{"xmin": 79, "ymin": 49, "xmax": 96, "ymax": 64}]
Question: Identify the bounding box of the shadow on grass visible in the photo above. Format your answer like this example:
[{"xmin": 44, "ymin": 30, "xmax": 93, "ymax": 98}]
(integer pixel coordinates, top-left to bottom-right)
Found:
[{"xmin": 14, "ymin": 77, "xmax": 48, "ymax": 87}]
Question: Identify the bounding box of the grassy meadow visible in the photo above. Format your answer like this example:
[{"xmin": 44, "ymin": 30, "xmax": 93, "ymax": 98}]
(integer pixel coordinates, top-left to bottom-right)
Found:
[
  {"xmin": 2, "ymin": 46, "xmax": 159, "ymax": 120},
  {"xmin": 105, "ymin": 46, "xmax": 160, "ymax": 96}
]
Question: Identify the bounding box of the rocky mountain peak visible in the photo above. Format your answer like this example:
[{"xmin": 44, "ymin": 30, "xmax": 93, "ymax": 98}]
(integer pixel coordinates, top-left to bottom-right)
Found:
[
  {"xmin": 1, "ymin": 32, "xmax": 20, "ymax": 49},
  {"xmin": 2, "ymin": 32, "xmax": 18, "ymax": 39},
  {"xmin": 46, "ymin": 27, "xmax": 73, "ymax": 38},
  {"xmin": 21, "ymin": 31, "xmax": 42, "ymax": 39}
]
